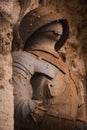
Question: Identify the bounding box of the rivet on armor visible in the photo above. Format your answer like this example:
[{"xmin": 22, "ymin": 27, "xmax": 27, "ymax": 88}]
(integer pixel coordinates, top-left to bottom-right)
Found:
[
  {"xmin": 48, "ymin": 83, "xmax": 53, "ymax": 88},
  {"xmin": 49, "ymin": 84, "xmax": 53, "ymax": 87},
  {"xmin": 51, "ymin": 102, "xmax": 55, "ymax": 105},
  {"xmin": 30, "ymin": 23, "xmax": 33, "ymax": 26},
  {"xmin": 37, "ymin": 15, "xmax": 41, "ymax": 18}
]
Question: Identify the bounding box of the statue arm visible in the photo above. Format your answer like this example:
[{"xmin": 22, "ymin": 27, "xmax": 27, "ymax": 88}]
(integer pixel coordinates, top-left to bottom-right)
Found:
[{"xmin": 12, "ymin": 72, "xmax": 38, "ymax": 119}]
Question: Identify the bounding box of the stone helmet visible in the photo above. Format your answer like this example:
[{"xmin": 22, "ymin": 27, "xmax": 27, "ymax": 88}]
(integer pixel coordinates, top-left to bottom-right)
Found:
[{"xmin": 19, "ymin": 6, "xmax": 69, "ymax": 51}]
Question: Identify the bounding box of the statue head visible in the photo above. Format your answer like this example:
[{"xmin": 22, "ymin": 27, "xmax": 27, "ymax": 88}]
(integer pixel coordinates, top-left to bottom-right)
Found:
[{"xmin": 19, "ymin": 6, "xmax": 69, "ymax": 52}]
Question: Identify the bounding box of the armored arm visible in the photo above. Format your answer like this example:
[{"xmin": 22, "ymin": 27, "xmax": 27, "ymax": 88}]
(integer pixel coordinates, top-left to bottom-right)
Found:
[
  {"xmin": 12, "ymin": 51, "xmax": 57, "ymax": 120},
  {"xmin": 12, "ymin": 52, "xmax": 39, "ymax": 120},
  {"xmin": 13, "ymin": 72, "xmax": 38, "ymax": 119}
]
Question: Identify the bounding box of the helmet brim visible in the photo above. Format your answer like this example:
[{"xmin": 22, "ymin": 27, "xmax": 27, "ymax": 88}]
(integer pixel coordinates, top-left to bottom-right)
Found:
[{"xmin": 19, "ymin": 6, "xmax": 69, "ymax": 50}]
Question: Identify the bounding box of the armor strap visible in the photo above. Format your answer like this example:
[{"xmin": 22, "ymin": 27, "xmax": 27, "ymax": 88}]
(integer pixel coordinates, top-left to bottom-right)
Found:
[
  {"xmin": 31, "ymin": 107, "xmax": 87, "ymax": 130},
  {"xmin": 12, "ymin": 51, "xmax": 59, "ymax": 79},
  {"xmin": 29, "ymin": 50, "xmax": 68, "ymax": 74}
]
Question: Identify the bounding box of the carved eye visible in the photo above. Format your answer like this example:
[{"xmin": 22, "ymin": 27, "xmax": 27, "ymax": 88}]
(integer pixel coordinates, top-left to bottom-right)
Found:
[{"xmin": 7, "ymin": 33, "xmax": 10, "ymax": 37}]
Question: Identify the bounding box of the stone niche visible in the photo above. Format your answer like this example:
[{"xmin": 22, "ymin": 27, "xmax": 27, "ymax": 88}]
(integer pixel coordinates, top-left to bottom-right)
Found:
[{"xmin": 0, "ymin": 0, "xmax": 87, "ymax": 130}]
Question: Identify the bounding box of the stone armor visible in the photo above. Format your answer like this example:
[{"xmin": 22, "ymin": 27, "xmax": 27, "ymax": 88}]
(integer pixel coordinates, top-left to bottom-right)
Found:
[
  {"xmin": 13, "ymin": 6, "xmax": 87, "ymax": 130},
  {"xmin": 13, "ymin": 51, "xmax": 79, "ymax": 129}
]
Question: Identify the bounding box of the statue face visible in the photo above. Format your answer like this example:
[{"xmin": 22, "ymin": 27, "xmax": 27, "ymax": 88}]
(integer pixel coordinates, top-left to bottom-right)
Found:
[
  {"xmin": 24, "ymin": 22, "xmax": 64, "ymax": 52},
  {"xmin": 37, "ymin": 22, "xmax": 63, "ymax": 41},
  {"xmin": 0, "ymin": 20, "xmax": 13, "ymax": 55}
]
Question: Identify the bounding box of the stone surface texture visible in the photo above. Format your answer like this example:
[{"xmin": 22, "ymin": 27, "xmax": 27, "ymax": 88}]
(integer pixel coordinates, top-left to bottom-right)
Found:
[{"xmin": 0, "ymin": 0, "xmax": 87, "ymax": 129}]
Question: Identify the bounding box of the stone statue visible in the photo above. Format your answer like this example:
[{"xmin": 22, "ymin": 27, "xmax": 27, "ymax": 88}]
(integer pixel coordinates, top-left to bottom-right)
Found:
[{"xmin": 12, "ymin": 6, "xmax": 87, "ymax": 130}]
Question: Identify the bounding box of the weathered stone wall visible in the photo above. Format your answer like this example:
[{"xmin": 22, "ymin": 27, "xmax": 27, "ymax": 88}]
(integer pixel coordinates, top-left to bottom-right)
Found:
[
  {"xmin": 0, "ymin": 0, "xmax": 39, "ymax": 130},
  {"xmin": 0, "ymin": 15, "xmax": 14, "ymax": 130}
]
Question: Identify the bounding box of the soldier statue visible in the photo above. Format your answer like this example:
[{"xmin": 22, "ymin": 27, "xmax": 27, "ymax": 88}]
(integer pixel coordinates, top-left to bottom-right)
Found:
[{"xmin": 12, "ymin": 6, "xmax": 87, "ymax": 130}]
